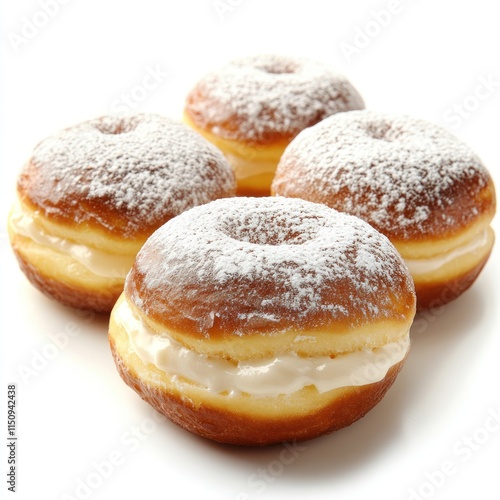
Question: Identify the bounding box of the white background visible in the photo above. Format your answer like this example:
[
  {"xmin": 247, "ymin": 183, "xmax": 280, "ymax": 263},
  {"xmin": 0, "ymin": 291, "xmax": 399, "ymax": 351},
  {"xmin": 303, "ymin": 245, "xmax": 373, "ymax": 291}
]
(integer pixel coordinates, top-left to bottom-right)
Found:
[{"xmin": 1, "ymin": 1, "xmax": 499, "ymax": 499}]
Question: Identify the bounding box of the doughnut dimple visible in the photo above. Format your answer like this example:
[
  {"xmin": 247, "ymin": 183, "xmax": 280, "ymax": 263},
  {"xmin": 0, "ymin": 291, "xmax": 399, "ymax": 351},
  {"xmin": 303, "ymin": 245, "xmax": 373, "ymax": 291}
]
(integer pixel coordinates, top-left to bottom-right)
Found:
[
  {"xmin": 272, "ymin": 110, "xmax": 496, "ymax": 309},
  {"xmin": 19, "ymin": 114, "xmax": 236, "ymax": 237},
  {"xmin": 109, "ymin": 197, "xmax": 416, "ymax": 445},
  {"xmin": 9, "ymin": 114, "xmax": 236, "ymax": 312},
  {"xmin": 184, "ymin": 54, "xmax": 364, "ymax": 196}
]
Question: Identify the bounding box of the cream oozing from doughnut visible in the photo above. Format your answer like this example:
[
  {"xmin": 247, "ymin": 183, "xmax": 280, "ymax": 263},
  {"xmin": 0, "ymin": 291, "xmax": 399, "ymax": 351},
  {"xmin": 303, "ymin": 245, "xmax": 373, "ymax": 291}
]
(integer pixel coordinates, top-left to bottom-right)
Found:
[
  {"xmin": 111, "ymin": 197, "xmax": 416, "ymax": 445},
  {"xmin": 272, "ymin": 111, "xmax": 496, "ymax": 308},
  {"xmin": 116, "ymin": 298, "xmax": 410, "ymax": 397},
  {"xmin": 9, "ymin": 201, "xmax": 132, "ymax": 278},
  {"xmin": 10, "ymin": 114, "xmax": 236, "ymax": 312},
  {"xmin": 404, "ymin": 230, "xmax": 489, "ymax": 276}
]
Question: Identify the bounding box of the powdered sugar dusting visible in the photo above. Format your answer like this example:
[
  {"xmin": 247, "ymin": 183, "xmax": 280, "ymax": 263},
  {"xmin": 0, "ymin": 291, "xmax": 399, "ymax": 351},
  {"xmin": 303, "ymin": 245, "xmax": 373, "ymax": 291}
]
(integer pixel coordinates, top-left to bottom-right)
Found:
[
  {"xmin": 25, "ymin": 114, "xmax": 235, "ymax": 235},
  {"xmin": 127, "ymin": 197, "xmax": 414, "ymax": 336},
  {"xmin": 185, "ymin": 54, "xmax": 365, "ymax": 144},
  {"xmin": 273, "ymin": 110, "xmax": 491, "ymax": 239}
]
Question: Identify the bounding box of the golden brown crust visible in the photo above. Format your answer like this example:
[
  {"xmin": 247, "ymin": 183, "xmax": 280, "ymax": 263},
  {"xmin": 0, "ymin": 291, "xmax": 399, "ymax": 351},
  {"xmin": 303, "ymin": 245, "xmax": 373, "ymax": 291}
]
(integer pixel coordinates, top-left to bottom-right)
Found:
[
  {"xmin": 184, "ymin": 103, "xmax": 299, "ymax": 148},
  {"xmin": 135, "ymin": 305, "xmax": 411, "ymax": 362},
  {"xmin": 125, "ymin": 198, "xmax": 416, "ymax": 347},
  {"xmin": 8, "ymin": 200, "xmax": 132, "ymax": 313},
  {"xmin": 183, "ymin": 113, "xmax": 286, "ymax": 197},
  {"xmin": 272, "ymin": 168, "xmax": 496, "ymax": 243},
  {"xmin": 13, "ymin": 197, "xmax": 144, "ymax": 256},
  {"xmin": 235, "ymin": 180, "xmax": 272, "ymax": 197},
  {"xmin": 11, "ymin": 115, "xmax": 236, "ymax": 312},
  {"xmin": 109, "ymin": 328, "xmax": 406, "ymax": 446},
  {"xmin": 391, "ymin": 215, "xmax": 493, "ymax": 259},
  {"xmin": 271, "ymin": 111, "xmax": 496, "ymax": 309},
  {"xmin": 12, "ymin": 244, "xmax": 120, "ymax": 313},
  {"xmin": 271, "ymin": 111, "xmax": 496, "ymax": 242},
  {"xmin": 111, "ymin": 196, "xmax": 413, "ymax": 444},
  {"xmin": 17, "ymin": 167, "xmax": 159, "ymax": 242},
  {"xmin": 184, "ymin": 56, "xmax": 364, "ymax": 195},
  {"xmin": 8, "ymin": 205, "xmax": 130, "ymax": 314},
  {"xmin": 414, "ymin": 250, "xmax": 492, "ymax": 310},
  {"xmin": 18, "ymin": 114, "xmax": 236, "ymax": 240},
  {"xmin": 396, "ymin": 225, "xmax": 495, "ymax": 310},
  {"xmin": 128, "ymin": 268, "xmax": 414, "ymax": 348},
  {"xmin": 184, "ymin": 55, "xmax": 364, "ymax": 147},
  {"xmin": 183, "ymin": 112, "xmax": 290, "ymax": 160}
]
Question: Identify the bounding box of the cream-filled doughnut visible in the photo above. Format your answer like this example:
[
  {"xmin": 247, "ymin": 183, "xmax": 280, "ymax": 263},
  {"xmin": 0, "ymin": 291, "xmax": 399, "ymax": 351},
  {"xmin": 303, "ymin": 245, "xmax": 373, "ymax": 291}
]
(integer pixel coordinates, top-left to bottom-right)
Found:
[
  {"xmin": 8, "ymin": 114, "xmax": 236, "ymax": 312},
  {"xmin": 109, "ymin": 197, "xmax": 416, "ymax": 445},
  {"xmin": 184, "ymin": 54, "xmax": 364, "ymax": 196},
  {"xmin": 272, "ymin": 110, "xmax": 496, "ymax": 309}
]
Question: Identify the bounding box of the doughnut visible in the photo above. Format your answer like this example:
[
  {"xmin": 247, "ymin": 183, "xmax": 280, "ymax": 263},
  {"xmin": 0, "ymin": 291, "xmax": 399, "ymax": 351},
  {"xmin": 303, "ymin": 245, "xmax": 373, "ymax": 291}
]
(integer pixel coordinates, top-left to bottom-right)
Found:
[
  {"xmin": 271, "ymin": 110, "xmax": 496, "ymax": 310},
  {"xmin": 183, "ymin": 54, "xmax": 365, "ymax": 197},
  {"xmin": 8, "ymin": 114, "xmax": 236, "ymax": 313},
  {"xmin": 108, "ymin": 197, "xmax": 416, "ymax": 445}
]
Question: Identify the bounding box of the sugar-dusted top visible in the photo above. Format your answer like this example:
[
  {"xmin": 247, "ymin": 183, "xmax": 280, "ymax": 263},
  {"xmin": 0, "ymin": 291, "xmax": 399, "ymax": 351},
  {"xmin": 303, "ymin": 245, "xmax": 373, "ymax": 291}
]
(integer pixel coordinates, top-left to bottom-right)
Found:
[
  {"xmin": 272, "ymin": 110, "xmax": 495, "ymax": 240},
  {"xmin": 184, "ymin": 54, "xmax": 365, "ymax": 145},
  {"xmin": 126, "ymin": 197, "xmax": 415, "ymax": 338},
  {"xmin": 18, "ymin": 114, "xmax": 236, "ymax": 238}
]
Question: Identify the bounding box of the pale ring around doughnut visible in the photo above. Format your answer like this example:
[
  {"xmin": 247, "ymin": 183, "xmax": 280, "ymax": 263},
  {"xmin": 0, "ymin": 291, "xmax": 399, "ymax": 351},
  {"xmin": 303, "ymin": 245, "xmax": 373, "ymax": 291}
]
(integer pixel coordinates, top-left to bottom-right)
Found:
[{"xmin": 109, "ymin": 196, "xmax": 416, "ymax": 445}]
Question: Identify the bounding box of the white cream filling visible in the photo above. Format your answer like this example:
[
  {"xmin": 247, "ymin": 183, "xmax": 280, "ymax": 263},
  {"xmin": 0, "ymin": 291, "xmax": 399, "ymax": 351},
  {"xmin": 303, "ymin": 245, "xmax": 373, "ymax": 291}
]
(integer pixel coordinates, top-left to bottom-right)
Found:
[
  {"xmin": 9, "ymin": 201, "xmax": 133, "ymax": 279},
  {"xmin": 225, "ymin": 153, "xmax": 278, "ymax": 181},
  {"xmin": 117, "ymin": 299, "xmax": 410, "ymax": 398},
  {"xmin": 404, "ymin": 230, "xmax": 489, "ymax": 276}
]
